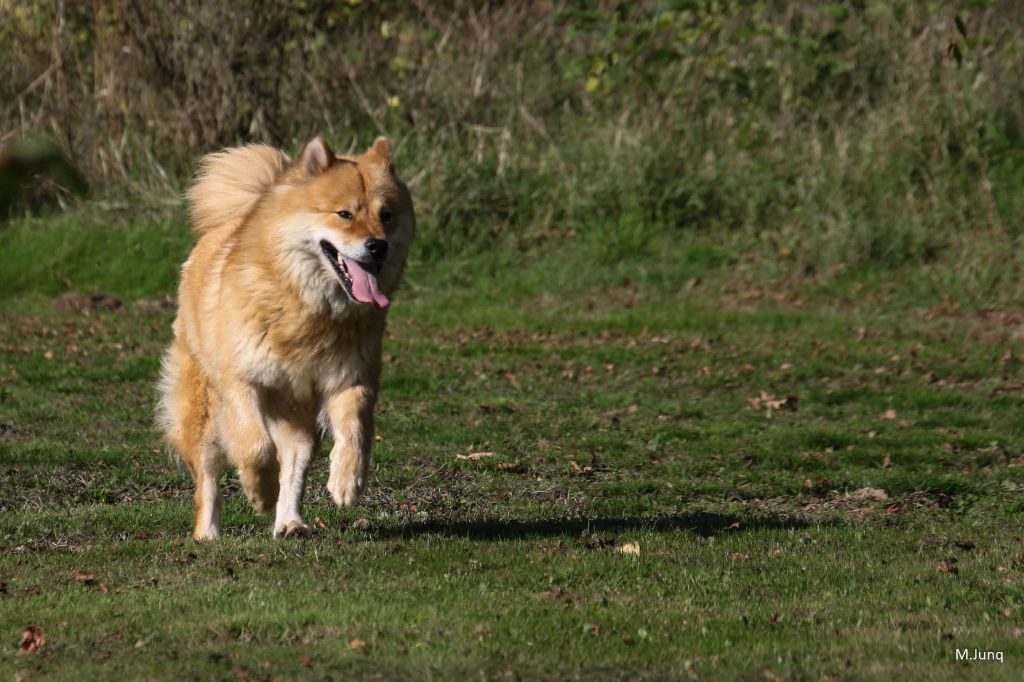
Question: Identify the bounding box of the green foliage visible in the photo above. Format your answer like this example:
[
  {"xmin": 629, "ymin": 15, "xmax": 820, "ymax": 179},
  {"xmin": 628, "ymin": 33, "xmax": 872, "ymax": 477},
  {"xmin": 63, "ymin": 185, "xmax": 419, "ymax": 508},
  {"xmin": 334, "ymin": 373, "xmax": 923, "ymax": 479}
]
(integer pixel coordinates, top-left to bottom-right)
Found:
[{"xmin": 2, "ymin": 1, "xmax": 1024, "ymax": 280}]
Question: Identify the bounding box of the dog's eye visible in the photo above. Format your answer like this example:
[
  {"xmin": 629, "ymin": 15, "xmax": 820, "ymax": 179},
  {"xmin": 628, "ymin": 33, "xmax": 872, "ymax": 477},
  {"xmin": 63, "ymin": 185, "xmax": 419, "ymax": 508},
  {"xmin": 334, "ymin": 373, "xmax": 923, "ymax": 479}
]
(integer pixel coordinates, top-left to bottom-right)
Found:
[
  {"xmin": 379, "ymin": 209, "xmax": 392, "ymax": 223},
  {"xmin": 336, "ymin": 210, "xmax": 353, "ymax": 220}
]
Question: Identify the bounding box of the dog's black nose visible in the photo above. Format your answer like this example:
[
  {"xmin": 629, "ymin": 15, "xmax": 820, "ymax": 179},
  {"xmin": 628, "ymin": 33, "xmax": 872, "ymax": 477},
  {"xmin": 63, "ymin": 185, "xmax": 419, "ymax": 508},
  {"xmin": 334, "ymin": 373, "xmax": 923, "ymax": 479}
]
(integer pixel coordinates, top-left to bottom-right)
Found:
[{"xmin": 365, "ymin": 238, "xmax": 388, "ymax": 263}]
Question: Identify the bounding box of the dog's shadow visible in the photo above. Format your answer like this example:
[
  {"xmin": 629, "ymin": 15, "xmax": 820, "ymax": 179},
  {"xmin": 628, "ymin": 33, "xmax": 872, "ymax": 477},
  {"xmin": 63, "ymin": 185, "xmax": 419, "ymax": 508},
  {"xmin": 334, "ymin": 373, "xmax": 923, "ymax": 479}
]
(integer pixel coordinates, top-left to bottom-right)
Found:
[{"xmin": 371, "ymin": 511, "xmax": 821, "ymax": 541}]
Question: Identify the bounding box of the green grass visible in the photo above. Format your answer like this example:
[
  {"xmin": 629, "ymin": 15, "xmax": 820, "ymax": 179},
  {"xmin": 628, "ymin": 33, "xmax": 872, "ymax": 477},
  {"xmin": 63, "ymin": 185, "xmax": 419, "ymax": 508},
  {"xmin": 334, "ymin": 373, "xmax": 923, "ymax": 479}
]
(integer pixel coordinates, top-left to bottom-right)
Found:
[{"xmin": 1, "ymin": 225, "xmax": 1022, "ymax": 680}]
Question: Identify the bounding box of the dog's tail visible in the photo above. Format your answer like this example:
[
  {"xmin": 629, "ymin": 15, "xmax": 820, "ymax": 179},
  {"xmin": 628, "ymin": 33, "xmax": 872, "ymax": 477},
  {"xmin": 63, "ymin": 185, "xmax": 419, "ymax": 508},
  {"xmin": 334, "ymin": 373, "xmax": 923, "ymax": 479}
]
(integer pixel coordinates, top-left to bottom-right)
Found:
[{"xmin": 186, "ymin": 144, "xmax": 288, "ymax": 235}]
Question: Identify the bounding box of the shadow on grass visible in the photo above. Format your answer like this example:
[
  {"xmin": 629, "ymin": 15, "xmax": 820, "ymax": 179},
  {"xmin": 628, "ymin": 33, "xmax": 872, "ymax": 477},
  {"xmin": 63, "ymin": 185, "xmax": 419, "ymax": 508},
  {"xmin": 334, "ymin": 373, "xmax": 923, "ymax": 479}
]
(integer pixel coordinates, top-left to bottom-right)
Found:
[{"xmin": 373, "ymin": 512, "xmax": 825, "ymax": 541}]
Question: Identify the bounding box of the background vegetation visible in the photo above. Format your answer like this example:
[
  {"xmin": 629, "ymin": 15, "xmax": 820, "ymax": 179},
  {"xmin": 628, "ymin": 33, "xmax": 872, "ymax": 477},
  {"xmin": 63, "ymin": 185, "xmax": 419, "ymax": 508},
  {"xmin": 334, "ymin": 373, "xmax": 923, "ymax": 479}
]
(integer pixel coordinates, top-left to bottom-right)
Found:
[{"xmin": 3, "ymin": 0, "xmax": 1024, "ymax": 282}]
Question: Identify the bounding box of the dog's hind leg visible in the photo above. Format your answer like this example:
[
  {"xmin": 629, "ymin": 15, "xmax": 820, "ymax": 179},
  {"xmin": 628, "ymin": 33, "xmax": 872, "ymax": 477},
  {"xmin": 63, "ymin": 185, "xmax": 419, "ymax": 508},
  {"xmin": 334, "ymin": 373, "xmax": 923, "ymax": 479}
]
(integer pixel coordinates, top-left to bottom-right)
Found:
[
  {"xmin": 216, "ymin": 383, "xmax": 280, "ymax": 514},
  {"xmin": 188, "ymin": 441, "xmax": 224, "ymax": 539},
  {"xmin": 158, "ymin": 342, "xmax": 224, "ymax": 539}
]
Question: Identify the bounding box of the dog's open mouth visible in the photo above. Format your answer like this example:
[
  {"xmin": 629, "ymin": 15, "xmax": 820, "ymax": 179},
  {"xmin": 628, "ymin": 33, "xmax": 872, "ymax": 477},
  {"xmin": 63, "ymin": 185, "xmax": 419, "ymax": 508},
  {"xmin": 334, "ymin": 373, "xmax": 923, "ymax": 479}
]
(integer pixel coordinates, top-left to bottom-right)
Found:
[{"xmin": 320, "ymin": 240, "xmax": 390, "ymax": 310}]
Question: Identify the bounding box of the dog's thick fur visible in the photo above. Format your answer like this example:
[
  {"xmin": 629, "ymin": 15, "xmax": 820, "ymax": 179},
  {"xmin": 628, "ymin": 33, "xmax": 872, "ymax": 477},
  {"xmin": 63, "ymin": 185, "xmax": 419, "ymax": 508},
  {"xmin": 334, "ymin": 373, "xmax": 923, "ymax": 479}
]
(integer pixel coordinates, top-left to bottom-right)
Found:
[{"xmin": 157, "ymin": 136, "xmax": 414, "ymax": 538}]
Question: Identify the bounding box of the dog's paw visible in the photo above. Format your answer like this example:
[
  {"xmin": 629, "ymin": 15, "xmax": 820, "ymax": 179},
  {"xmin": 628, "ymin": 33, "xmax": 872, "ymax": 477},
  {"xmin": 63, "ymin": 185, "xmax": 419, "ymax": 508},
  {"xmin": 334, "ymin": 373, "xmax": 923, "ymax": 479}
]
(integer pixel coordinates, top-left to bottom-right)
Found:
[
  {"xmin": 192, "ymin": 528, "xmax": 220, "ymax": 541},
  {"xmin": 327, "ymin": 471, "xmax": 363, "ymax": 507},
  {"xmin": 273, "ymin": 520, "xmax": 311, "ymax": 539}
]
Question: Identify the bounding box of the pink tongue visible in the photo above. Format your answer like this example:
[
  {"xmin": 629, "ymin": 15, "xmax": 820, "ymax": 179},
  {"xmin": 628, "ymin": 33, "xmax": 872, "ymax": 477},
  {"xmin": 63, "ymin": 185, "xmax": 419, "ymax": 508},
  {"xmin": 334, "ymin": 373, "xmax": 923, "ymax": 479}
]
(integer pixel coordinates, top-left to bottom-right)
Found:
[{"xmin": 343, "ymin": 258, "xmax": 389, "ymax": 309}]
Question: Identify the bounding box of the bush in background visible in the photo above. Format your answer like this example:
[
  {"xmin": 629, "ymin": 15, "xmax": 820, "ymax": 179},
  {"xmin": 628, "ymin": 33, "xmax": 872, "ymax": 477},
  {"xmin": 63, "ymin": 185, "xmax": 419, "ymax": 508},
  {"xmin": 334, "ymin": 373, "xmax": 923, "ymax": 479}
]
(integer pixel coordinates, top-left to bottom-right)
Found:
[{"xmin": 2, "ymin": 0, "xmax": 1023, "ymax": 278}]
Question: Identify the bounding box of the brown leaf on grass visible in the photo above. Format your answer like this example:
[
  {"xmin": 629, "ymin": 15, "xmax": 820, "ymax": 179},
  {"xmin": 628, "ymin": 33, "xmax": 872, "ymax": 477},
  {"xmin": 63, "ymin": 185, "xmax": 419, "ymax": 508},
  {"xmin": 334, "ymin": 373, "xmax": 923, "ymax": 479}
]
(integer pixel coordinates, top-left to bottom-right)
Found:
[
  {"xmin": 725, "ymin": 522, "xmax": 742, "ymax": 530},
  {"xmin": 539, "ymin": 540, "xmax": 565, "ymax": 555},
  {"xmin": 457, "ymin": 451, "xmax": 495, "ymax": 461},
  {"xmin": 748, "ymin": 392, "xmax": 798, "ymax": 416},
  {"xmin": 763, "ymin": 669, "xmax": 785, "ymax": 682},
  {"xmin": 937, "ymin": 559, "xmax": 959, "ymax": 574},
  {"xmin": 496, "ymin": 460, "xmax": 523, "ymax": 473},
  {"xmin": 347, "ymin": 638, "xmax": 367, "ymax": 651},
  {"xmin": 881, "ymin": 409, "xmax": 897, "ymax": 420},
  {"xmin": 616, "ymin": 542, "xmax": 641, "ymax": 556},
  {"xmin": 570, "ymin": 460, "xmax": 611, "ymax": 476},
  {"xmin": 18, "ymin": 624, "xmax": 46, "ymax": 655},
  {"xmin": 884, "ymin": 502, "xmax": 902, "ymax": 514},
  {"xmin": 881, "ymin": 454, "xmax": 892, "ymax": 469},
  {"xmin": 72, "ymin": 570, "xmax": 96, "ymax": 584},
  {"xmin": 313, "ymin": 516, "xmax": 328, "ymax": 530},
  {"xmin": 848, "ymin": 487, "xmax": 889, "ymax": 502}
]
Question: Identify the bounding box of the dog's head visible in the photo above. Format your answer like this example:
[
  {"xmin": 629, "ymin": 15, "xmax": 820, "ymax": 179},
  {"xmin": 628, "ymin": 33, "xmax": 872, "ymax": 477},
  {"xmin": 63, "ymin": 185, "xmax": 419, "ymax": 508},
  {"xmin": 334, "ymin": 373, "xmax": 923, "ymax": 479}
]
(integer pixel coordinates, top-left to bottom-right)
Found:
[{"xmin": 271, "ymin": 136, "xmax": 415, "ymax": 313}]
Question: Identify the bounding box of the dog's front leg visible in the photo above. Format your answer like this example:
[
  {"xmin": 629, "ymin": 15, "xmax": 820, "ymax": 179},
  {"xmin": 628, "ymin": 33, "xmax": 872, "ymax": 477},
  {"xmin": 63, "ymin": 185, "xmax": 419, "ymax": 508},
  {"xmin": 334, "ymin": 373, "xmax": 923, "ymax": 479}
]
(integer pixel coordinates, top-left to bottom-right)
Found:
[
  {"xmin": 325, "ymin": 384, "xmax": 376, "ymax": 506},
  {"xmin": 267, "ymin": 414, "xmax": 317, "ymax": 537}
]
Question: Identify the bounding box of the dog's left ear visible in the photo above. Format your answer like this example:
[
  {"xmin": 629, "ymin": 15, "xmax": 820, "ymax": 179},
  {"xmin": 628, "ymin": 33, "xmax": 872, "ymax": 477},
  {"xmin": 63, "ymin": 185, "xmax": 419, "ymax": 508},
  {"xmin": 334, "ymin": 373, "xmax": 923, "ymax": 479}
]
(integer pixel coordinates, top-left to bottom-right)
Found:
[
  {"xmin": 299, "ymin": 137, "xmax": 336, "ymax": 176},
  {"xmin": 367, "ymin": 136, "xmax": 394, "ymax": 172}
]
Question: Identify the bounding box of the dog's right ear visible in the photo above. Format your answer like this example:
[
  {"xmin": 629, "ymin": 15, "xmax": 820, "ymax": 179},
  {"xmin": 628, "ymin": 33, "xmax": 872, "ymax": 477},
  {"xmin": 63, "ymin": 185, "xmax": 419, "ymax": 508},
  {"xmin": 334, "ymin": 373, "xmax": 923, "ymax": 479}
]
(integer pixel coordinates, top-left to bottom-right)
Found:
[{"xmin": 299, "ymin": 137, "xmax": 335, "ymax": 176}]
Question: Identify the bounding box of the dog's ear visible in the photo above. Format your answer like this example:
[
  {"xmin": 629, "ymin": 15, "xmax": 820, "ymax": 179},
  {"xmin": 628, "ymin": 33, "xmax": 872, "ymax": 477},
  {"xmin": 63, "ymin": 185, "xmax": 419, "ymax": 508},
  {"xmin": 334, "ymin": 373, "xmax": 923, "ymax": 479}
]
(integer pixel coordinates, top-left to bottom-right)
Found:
[
  {"xmin": 367, "ymin": 136, "xmax": 394, "ymax": 172},
  {"xmin": 299, "ymin": 137, "xmax": 335, "ymax": 176}
]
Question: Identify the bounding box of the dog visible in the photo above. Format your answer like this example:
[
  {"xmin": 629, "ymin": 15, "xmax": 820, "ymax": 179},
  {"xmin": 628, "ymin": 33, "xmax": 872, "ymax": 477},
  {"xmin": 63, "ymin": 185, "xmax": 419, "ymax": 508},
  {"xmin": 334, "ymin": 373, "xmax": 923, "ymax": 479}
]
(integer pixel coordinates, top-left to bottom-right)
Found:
[{"xmin": 157, "ymin": 136, "xmax": 415, "ymax": 538}]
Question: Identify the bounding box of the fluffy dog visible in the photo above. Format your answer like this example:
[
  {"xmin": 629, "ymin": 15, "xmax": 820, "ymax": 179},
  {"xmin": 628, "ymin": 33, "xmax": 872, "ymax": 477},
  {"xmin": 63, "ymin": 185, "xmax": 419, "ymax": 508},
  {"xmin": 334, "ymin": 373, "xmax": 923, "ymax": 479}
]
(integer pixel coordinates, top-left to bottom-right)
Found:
[{"xmin": 157, "ymin": 136, "xmax": 414, "ymax": 538}]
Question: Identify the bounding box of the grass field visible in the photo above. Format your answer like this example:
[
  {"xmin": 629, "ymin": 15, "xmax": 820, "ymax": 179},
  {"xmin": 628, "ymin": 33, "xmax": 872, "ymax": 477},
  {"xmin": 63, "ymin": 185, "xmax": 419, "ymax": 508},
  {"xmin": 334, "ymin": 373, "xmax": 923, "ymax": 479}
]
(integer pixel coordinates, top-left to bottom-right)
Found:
[{"xmin": 1, "ymin": 218, "xmax": 1021, "ymax": 680}]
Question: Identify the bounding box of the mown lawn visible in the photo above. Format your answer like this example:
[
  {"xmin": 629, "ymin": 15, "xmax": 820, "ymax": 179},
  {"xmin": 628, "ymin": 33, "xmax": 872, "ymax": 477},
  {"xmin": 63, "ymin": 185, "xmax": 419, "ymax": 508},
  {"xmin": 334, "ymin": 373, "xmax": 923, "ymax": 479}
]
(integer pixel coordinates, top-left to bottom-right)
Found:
[{"xmin": 1, "ymin": 235, "xmax": 1022, "ymax": 680}]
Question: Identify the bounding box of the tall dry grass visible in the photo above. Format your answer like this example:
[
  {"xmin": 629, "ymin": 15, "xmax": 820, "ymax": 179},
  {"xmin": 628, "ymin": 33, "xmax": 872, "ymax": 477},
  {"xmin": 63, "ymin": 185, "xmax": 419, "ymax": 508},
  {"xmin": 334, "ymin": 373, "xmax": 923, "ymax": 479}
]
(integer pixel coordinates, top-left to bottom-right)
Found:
[{"xmin": 2, "ymin": 0, "xmax": 1024, "ymax": 278}]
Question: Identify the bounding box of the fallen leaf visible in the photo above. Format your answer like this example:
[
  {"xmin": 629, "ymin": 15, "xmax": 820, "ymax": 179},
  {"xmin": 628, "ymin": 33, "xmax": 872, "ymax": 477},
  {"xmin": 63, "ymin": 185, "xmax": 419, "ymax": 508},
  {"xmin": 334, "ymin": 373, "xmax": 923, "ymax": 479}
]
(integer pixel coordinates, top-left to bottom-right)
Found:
[
  {"xmin": 347, "ymin": 638, "xmax": 367, "ymax": 651},
  {"xmin": 496, "ymin": 461, "xmax": 523, "ymax": 473},
  {"xmin": 18, "ymin": 624, "xmax": 46, "ymax": 655},
  {"xmin": 72, "ymin": 570, "xmax": 96, "ymax": 584},
  {"xmin": 848, "ymin": 487, "xmax": 889, "ymax": 502},
  {"xmin": 350, "ymin": 518, "xmax": 370, "ymax": 530},
  {"xmin": 748, "ymin": 391, "xmax": 798, "ymax": 416},
  {"xmin": 725, "ymin": 522, "xmax": 742, "ymax": 530},
  {"xmin": 937, "ymin": 559, "xmax": 959, "ymax": 574},
  {"xmin": 616, "ymin": 542, "xmax": 641, "ymax": 556},
  {"xmin": 881, "ymin": 454, "xmax": 892, "ymax": 468},
  {"xmin": 570, "ymin": 460, "xmax": 610, "ymax": 476},
  {"xmin": 539, "ymin": 540, "xmax": 564, "ymax": 555},
  {"xmin": 763, "ymin": 669, "xmax": 784, "ymax": 682},
  {"xmin": 457, "ymin": 451, "xmax": 496, "ymax": 461},
  {"xmin": 881, "ymin": 409, "xmax": 897, "ymax": 420}
]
